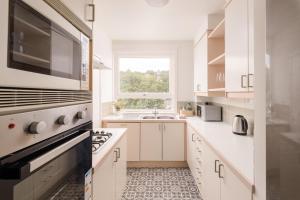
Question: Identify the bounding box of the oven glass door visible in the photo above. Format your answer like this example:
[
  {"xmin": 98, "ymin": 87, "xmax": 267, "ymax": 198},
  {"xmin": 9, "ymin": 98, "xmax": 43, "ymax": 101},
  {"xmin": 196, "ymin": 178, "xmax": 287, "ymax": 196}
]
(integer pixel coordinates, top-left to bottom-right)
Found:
[
  {"xmin": 0, "ymin": 127, "xmax": 92, "ymax": 200},
  {"xmin": 8, "ymin": 0, "xmax": 82, "ymax": 81}
]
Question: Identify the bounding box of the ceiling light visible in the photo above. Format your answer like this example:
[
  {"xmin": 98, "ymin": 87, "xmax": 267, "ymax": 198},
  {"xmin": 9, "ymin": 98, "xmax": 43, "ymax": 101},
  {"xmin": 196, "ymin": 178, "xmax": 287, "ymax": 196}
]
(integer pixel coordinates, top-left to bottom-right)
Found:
[{"xmin": 145, "ymin": 0, "xmax": 170, "ymax": 7}]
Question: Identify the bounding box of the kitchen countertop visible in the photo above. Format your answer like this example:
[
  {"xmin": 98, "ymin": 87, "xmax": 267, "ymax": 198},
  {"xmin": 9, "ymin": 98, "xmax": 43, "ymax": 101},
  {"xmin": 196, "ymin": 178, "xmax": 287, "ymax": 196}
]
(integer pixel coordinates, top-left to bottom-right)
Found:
[
  {"xmin": 92, "ymin": 128, "xmax": 127, "ymax": 170},
  {"xmin": 102, "ymin": 114, "xmax": 186, "ymax": 123},
  {"xmin": 186, "ymin": 117, "xmax": 254, "ymax": 187}
]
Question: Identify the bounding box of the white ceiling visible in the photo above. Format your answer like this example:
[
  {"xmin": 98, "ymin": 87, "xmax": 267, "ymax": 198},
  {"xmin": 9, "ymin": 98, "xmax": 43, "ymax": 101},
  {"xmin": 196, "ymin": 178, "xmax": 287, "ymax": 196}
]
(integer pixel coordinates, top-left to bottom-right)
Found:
[{"xmin": 95, "ymin": 0, "xmax": 225, "ymax": 40}]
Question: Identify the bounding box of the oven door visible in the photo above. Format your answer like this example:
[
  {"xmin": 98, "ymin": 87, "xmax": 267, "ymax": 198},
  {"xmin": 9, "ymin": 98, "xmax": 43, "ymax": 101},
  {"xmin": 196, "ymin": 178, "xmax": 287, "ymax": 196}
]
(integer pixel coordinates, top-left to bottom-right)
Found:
[
  {"xmin": 0, "ymin": 124, "xmax": 92, "ymax": 200},
  {"xmin": 0, "ymin": 0, "xmax": 90, "ymax": 90}
]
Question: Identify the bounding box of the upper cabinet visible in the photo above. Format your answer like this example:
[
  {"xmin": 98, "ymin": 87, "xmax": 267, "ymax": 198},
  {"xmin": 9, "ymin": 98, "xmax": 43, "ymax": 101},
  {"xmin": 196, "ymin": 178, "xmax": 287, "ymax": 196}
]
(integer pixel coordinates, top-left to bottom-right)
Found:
[
  {"xmin": 60, "ymin": 0, "xmax": 94, "ymax": 29},
  {"xmin": 194, "ymin": 32, "xmax": 208, "ymax": 93},
  {"xmin": 194, "ymin": 1, "xmax": 254, "ymax": 99},
  {"xmin": 225, "ymin": 0, "xmax": 254, "ymax": 97},
  {"xmin": 93, "ymin": 0, "xmax": 113, "ymax": 69}
]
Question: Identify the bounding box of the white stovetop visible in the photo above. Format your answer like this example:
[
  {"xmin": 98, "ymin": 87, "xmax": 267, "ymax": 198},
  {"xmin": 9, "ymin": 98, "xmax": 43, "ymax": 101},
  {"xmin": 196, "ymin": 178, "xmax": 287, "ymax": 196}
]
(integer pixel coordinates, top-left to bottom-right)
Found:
[{"xmin": 186, "ymin": 117, "xmax": 254, "ymax": 185}]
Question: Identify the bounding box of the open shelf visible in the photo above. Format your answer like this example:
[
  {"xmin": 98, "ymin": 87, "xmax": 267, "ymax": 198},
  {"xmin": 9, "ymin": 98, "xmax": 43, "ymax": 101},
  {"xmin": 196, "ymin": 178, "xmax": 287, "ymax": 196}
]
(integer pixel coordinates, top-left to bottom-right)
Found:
[
  {"xmin": 208, "ymin": 88, "xmax": 225, "ymax": 92},
  {"xmin": 208, "ymin": 18, "xmax": 225, "ymax": 39},
  {"xmin": 208, "ymin": 53, "xmax": 225, "ymax": 65}
]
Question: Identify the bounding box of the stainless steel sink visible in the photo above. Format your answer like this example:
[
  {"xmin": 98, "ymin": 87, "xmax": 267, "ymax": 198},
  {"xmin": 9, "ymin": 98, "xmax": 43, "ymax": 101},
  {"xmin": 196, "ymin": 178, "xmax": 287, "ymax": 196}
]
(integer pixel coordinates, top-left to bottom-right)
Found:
[
  {"xmin": 141, "ymin": 116, "xmax": 156, "ymax": 119},
  {"xmin": 156, "ymin": 115, "xmax": 176, "ymax": 119}
]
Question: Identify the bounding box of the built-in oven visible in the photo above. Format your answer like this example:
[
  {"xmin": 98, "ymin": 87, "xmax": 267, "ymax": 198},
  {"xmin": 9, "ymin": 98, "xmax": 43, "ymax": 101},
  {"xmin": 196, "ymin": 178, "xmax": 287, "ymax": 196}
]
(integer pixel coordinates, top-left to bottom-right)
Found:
[
  {"xmin": 0, "ymin": 0, "xmax": 90, "ymax": 90},
  {"xmin": 0, "ymin": 103, "xmax": 93, "ymax": 200}
]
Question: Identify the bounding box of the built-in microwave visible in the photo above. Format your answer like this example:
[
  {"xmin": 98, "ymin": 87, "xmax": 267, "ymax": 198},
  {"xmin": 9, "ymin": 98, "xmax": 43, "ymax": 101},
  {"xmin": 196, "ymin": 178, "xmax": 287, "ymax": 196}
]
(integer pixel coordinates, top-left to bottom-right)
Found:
[{"xmin": 0, "ymin": 0, "xmax": 90, "ymax": 90}]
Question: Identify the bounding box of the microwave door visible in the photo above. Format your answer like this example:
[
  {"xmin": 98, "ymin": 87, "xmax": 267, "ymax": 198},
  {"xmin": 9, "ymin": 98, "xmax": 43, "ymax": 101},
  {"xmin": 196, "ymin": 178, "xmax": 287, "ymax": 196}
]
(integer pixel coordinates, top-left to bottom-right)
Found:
[{"xmin": 50, "ymin": 27, "xmax": 81, "ymax": 80}]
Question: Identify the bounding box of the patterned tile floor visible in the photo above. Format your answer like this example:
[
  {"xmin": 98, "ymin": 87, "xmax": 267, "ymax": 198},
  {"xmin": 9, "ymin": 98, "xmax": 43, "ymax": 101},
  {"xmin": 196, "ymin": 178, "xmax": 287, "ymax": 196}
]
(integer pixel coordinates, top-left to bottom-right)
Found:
[{"xmin": 121, "ymin": 168, "xmax": 202, "ymax": 200}]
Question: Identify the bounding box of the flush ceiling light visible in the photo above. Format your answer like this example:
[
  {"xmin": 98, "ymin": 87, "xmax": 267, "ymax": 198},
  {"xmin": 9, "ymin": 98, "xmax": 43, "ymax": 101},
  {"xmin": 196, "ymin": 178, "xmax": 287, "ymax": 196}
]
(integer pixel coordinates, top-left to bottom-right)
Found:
[{"xmin": 145, "ymin": 0, "xmax": 170, "ymax": 7}]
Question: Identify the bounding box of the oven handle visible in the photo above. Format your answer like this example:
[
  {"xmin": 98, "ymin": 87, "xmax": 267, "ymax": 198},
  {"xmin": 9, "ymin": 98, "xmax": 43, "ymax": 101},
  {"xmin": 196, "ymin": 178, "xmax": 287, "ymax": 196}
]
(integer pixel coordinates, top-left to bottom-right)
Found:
[{"xmin": 29, "ymin": 131, "xmax": 90, "ymax": 172}]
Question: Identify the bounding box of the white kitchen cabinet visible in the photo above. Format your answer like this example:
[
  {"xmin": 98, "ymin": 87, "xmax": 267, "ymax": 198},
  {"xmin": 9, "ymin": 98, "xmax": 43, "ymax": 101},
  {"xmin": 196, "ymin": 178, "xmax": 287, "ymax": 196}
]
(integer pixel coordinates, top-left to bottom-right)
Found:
[
  {"xmin": 201, "ymin": 142, "xmax": 252, "ymax": 200},
  {"xmin": 194, "ymin": 33, "xmax": 208, "ymax": 93},
  {"xmin": 93, "ymin": 135, "xmax": 127, "ymax": 200},
  {"xmin": 140, "ymin": 123, "xmax": 163, "ymax": 161},
  {"xmin": 202, "ymin": 142, "xmax": 221, "ymax": 200},
  {"xmin": 93, "ymin": 150, "xmax": 115, "ymax": 200},
  {"xmin": 141, "ymin": 122, "xmax": 185, "ymax": 161},
  {"xmin": 225, "ymin": 0, "xmax": 253, "ymax": 93},
  {"xmin": 60, "ymin": 0, "xmax": 93, "ymax": 29},
  {"xmin": 221, "ymin": 162, "xmax": 252, "ymax": 200},
  {"xmin": 114, "ymin": 134, "xmax": 127, "ymax": 200},
  {"xmin": 105, "ymin": 123, "xmax": 140, "ymax": 161},
  {"xmin": 163, "ymin": 123, "xmax": 185, "ymax": 161},
  {"xmin": 93, "ymin": 0, "xmax": 113, "ymax": 69}
]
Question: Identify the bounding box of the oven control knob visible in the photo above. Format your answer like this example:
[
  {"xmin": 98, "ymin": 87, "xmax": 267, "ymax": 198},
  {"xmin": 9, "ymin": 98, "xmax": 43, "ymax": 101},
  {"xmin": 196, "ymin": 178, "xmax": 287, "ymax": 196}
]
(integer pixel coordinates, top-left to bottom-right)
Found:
[
  {"xmin": 28, "ymin": 121, "xmax": 47, "ymax": 134},
  {"xmin": 77, "ymin": 111, "xmax": 87, "ymax": 120},
  {"xmin": 57, "ymin": 115, "xmax": 70, "ymax": 125}
]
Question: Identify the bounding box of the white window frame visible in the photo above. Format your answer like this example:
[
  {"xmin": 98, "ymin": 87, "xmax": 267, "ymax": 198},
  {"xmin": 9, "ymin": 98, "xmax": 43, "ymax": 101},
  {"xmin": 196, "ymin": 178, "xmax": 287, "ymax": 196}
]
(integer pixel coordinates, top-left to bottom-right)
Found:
[{"xmin": 114, "ymin": 51, "xmax": 177, "ymax": 112}]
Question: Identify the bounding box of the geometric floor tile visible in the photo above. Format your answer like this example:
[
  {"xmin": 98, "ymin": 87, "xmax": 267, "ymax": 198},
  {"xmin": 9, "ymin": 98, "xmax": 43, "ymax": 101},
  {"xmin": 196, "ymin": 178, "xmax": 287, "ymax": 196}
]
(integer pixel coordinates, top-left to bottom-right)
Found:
[{"xmin": 121, "ymin": 168, "xmax": 202, "ymax": 200}]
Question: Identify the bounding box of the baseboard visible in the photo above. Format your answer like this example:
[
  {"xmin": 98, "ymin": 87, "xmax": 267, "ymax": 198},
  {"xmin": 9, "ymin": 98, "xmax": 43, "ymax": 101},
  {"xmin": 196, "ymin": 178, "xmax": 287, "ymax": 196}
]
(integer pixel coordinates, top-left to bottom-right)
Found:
[{"xmin": 127, "ymin": 161, "xmax": 188, "ymax": 168}]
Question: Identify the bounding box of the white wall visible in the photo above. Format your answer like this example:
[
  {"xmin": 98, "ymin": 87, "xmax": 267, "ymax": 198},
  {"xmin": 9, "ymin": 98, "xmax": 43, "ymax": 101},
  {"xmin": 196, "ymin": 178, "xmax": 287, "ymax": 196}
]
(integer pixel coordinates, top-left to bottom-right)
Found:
[
  {"xmin": 112, "ymin": 40, "xmax": 194, "ymax": 102},
  {"xmin": 100, "ymin": 70, "xmax": 114, "ymax": 103}
]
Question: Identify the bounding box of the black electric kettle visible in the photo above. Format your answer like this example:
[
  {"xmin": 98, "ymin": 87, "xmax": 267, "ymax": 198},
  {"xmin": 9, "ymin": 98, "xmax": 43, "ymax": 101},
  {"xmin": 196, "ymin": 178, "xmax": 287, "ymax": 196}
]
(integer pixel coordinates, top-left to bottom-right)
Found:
[{"xmin": 232, "ymin": 115, "xmax": 248, "ymax": 135}]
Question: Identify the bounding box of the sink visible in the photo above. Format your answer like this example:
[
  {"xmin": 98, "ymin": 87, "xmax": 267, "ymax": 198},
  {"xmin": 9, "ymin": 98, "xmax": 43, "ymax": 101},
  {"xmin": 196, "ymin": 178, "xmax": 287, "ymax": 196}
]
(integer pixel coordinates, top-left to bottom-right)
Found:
[
  {"xmin": 139, "ymin": 114, "xmax": 177, "ymax": 120},
  {"xmin": 141, "ymin": 116, "xmax": 156, "ymax": 119},
  {"xmin": 157, "ymin": 115, "xmax": 176, "ymax": 119}
]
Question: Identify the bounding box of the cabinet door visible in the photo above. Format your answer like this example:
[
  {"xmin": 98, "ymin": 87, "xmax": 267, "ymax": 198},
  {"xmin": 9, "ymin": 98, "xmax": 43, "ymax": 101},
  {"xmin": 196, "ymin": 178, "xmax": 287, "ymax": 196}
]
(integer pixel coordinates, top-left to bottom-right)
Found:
[
  {"xmin": 60, "ymin": 0, "xmax": 93, "ymax": 29},
  {"xmin": 202, "ymin": 143, "xmax": 221, "ymax": 200},
  {"xmin": 106, "ymin": 123, "xmax": 140, "ymax": 161},
  {"xmin": 114, "ymin": 135, "xmax": 128, "ymax": 200},
  {"xmin": 225, "ymin": 0, "xmax": 249, "ymax": 92},
  {"xmin": 220, "ymin": 163, "xmax": 252, "ymax": 200},
  {"xmin": 140, "ymin": 123, "xmax": 162, "ymax": 161},
  {"xmin": 194, "ymin": 33, "xmax": 208, "ymax": 92},
  {"xmin": 187, "ymin": 125, "xmax": 195, "ymax": 172},
  {"xmin": 93, "ymin": 151, "xmax": 115, "ymax": 200},
  {"xmin": 163, "ymin": 123, "xmax": 185, "ymax": 161},
  {"xmin": 93, "ymin": 0, "xmax": 112, "ymax": 68}
]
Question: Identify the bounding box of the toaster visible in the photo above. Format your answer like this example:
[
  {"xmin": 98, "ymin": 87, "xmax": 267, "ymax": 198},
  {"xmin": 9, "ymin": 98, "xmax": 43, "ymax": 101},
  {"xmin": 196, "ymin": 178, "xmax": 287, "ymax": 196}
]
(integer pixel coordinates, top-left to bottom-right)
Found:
[{"xmin": 197, "ymin": 104, "xmax": 222, "ymax": 122}]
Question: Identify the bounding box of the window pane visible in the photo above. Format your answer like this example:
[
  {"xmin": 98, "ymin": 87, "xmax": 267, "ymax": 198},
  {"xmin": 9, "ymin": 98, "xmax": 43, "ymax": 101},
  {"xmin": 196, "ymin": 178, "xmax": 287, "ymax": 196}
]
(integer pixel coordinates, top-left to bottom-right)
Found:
[
  {"xmin": 118, "ymin": 98, "xmax": 172, "ymax": 110},
  {"xmin": 119, "ymin": 58, "xmax": 170, "ymax": 93}
]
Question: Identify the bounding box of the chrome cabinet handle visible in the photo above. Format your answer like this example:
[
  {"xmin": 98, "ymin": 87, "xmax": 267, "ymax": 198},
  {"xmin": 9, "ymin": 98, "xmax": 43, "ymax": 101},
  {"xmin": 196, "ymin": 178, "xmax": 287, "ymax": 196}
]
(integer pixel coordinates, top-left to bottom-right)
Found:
[
  {"xmin": 241, "ymin": 75, "xmax": 248, "ymax": 88},
  {"xmin": 192, "ymin": 134, "xmax": 195, "ymax": 142},
  {"xmin": 214, "ymin": 160, "xmax": 220, "ymax": 173},
  {"xmin": 114, "ymin": 150, "xmax": 118, "ymax": 162},
  {"xmin": 163, "ymin": 124, "xmax": 166, "ymax": 131},
  {"xmin": 116, "ymin": 147, "xmax": 121, "ymax": 159},
  {"xmin": 248, "ymin": 73, "xmax": 254, "ymax": 88},
  {"xmin": 218, "ymin": 164, "xmax": 224, "ymax": 179},
  {"xmin": 87, "ymin": 4, "xmax": 95, "ymax": 22}
]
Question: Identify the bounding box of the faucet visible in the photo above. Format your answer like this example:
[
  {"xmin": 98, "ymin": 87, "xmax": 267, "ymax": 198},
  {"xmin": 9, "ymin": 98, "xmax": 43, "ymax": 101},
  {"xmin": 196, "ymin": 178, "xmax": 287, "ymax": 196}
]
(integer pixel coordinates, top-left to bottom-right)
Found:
[{"xmin": 153, "ymin": 107, "xmax": 159, "ymax": 118}]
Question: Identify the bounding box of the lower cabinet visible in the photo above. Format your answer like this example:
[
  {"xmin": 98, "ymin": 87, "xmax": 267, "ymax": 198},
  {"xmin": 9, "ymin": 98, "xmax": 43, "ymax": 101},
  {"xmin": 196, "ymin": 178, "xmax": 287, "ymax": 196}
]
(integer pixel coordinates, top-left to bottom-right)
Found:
[
  {"xmin": 187, "ymin": 125, "xmax": 252, "ymax": 200},
  {"xmin": 93, "ymin": 134, "xmax": 127, "ymax": 200},
  {"xmin": 105, "ymin": 123, "xmax": 140, "ymax": 161},
  {"xmin": 140, "ymin": 122, "xmax": 185, "ymax": 161}
]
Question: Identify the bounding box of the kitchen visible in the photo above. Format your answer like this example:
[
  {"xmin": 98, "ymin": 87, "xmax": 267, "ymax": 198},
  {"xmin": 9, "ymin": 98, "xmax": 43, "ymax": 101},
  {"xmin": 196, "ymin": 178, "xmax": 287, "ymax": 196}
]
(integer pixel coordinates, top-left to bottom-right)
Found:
[{"xmin": 0, "ymin": 0, "xmax": 297, "ymax": 200}]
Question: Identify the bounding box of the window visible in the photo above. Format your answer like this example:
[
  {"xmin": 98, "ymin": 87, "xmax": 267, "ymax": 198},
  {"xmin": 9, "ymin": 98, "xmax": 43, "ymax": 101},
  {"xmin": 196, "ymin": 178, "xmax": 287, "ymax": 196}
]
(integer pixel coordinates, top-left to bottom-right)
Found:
[{"xmin": 115, "ymin": 56, "xmax": 175, "ymax": 111}]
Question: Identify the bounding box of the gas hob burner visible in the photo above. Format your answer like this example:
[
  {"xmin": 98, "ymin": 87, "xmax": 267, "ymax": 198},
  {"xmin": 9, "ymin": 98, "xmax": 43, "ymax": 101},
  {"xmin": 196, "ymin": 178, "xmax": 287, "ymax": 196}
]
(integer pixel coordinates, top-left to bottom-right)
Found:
[{"xmin": 92, "ymin": 130, "xmax": 113, "ymax": 153}]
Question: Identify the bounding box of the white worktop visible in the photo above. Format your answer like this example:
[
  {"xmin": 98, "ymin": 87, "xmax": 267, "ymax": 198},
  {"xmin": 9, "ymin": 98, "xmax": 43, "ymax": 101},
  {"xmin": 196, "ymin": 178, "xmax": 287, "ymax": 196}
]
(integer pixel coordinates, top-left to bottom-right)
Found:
[
  {"xmin": 92, "ymin": 128, "xmax": 127, "ymax": 170},
  {"xmin": 186, "ymin": 117, "xmax": 254, "ymax": 186}
]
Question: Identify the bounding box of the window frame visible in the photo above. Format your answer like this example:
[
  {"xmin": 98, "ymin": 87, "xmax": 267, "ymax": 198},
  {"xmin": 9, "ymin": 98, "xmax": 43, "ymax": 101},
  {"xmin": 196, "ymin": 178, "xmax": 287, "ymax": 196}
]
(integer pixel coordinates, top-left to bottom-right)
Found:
[{"xmin": 114, "ymin": 51, "xmax": 177, "ymax": 112}]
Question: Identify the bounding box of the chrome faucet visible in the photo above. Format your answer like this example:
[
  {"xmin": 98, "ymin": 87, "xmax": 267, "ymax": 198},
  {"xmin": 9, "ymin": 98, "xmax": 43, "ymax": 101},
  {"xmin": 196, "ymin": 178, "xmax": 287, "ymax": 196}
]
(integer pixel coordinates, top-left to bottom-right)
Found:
[{"xmin": 153, "ymin": 107, "xmax": 159, "ymax": 118}]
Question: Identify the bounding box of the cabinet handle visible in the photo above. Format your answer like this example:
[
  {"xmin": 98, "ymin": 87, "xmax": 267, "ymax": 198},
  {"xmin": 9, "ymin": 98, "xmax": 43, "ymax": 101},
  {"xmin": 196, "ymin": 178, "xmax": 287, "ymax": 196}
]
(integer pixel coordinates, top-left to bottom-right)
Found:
[
  {"xmin": 192, "ymin": 134, "xmax": 195, "ymax": 142},
  {"xmin": 86, "ymin": 4, "xmax": 95, "ymax": 22},
  {"xmin": 248, "ymin": 74, "xmax": 254, "ymax": 88},
  {"xmin": 241, "ymin": 75, "xmax": 248, "ymax": 88},
  {"xmin": 163, "ymin": 124, "xmax": 166, "ymax": 131},
  {"xmin": 114, "ymin": 150, "xmax": 118, "ymax": 162},
  {"xmin": 116, "ymin": 147, "xmax": 121, "ymax": 159},
  {"xmin": 214, "ymin": 160, "xmax": 220, "ymax": 173},
  {"xmin": 218, "ymin": 164, "xmax": 224, "ymax": 179}
]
